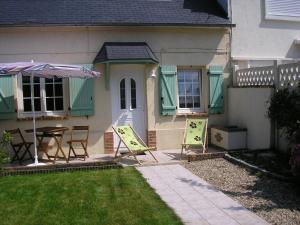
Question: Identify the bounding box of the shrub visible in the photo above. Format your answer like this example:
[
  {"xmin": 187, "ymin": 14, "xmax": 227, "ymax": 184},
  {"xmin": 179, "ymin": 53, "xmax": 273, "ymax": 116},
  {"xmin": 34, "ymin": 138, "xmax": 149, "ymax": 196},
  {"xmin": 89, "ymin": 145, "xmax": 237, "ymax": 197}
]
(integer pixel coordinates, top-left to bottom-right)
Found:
[
  {"xmin": 290, "ymin": 144, "xmax": 300, "ymax": 177},
  {"xmin": 268, "ymin": 84, "xmax": 300, "ymax": 144},
  {"xmin": 0, "ymin": 131, "xmax": 12, "ymax": 168}
]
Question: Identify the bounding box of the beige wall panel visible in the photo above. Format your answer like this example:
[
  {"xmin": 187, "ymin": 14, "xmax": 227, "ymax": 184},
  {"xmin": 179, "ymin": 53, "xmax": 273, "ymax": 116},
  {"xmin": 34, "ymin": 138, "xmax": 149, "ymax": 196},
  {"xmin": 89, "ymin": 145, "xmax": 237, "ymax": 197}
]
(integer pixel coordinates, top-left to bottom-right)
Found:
[{"xmin": 228, "ymin": 87, "xmax": 273, "ymax": 150}]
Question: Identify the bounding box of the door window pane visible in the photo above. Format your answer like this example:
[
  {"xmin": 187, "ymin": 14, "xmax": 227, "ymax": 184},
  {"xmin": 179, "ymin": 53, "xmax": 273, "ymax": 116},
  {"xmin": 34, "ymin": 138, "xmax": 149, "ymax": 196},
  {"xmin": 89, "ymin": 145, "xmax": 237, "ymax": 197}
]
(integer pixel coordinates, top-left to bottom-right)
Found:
[
  {"xmin": 120, "ymin": 79, "xmax": 126, "ymax": 109},
  {"xmin": 130, "ymin": 79, "xmax": 136, "ymax": 109}
]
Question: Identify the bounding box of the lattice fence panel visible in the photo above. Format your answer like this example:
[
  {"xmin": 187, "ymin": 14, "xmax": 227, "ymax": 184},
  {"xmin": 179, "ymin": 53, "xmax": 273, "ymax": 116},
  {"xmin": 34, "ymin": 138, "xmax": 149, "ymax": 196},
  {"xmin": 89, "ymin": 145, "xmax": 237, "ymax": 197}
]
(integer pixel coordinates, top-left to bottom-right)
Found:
[
  {"xmin": 279, "ymin": 62, "xmax": 300, "ymax": 88},
  {"xmin": 236, "ymin": 66, "xmax": 275, "ymax": 87}
]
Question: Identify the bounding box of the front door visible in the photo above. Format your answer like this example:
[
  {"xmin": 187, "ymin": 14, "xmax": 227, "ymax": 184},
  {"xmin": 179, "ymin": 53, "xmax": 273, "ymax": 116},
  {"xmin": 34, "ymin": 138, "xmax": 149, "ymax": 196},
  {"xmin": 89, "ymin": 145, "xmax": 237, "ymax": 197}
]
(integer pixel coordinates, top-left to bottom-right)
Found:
[{"xmin": 111, "ymin": 65, "xmax": 147, "ymax": 149}]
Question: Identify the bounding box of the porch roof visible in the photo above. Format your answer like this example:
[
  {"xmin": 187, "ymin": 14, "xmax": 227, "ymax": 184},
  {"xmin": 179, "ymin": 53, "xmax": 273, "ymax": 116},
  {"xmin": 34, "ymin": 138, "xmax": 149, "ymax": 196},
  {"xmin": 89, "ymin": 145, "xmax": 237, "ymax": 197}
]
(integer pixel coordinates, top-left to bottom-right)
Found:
[{"xmin": 93, "ymin": 42, "xmax": 159, "ymax": 64}]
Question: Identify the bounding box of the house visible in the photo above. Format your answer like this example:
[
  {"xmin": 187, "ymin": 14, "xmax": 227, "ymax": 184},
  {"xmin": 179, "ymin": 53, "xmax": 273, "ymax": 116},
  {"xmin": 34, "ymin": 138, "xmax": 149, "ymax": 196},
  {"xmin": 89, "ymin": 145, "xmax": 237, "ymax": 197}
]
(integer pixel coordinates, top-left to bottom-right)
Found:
[
  {"xmin": 228, "ymin": 0, "xmax": 300, "ymax": 151},
  {"xmin": 231, "ymin": 0, "xmax": 300, "ymax": 69},
  {"xmin": 0, "ymin": 0, "xmax": 233, "ymax": 155}
]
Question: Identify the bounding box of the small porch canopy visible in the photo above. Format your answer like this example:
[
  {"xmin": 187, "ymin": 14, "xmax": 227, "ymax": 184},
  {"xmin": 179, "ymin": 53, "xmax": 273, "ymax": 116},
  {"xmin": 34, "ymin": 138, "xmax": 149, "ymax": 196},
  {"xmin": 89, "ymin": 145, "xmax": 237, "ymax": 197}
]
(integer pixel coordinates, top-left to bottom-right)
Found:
[{"xmin": 93, "ymin": 42, "xmax": 158, "ymax": 89}]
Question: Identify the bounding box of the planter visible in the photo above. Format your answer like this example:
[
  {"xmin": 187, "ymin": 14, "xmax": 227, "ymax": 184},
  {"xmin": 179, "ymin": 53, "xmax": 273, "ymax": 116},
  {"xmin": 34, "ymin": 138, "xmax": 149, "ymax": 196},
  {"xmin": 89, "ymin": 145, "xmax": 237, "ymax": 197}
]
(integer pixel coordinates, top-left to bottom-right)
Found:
[{"xmin": 211, "ymin": 126, "xmax": 247, "ymax": 150}]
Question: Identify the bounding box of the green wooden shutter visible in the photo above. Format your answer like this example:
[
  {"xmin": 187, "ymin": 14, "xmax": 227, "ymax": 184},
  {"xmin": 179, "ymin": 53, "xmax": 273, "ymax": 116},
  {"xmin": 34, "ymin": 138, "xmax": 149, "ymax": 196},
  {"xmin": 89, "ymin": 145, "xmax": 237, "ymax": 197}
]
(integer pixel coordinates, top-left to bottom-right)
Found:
[
  {"xmin": 208, "ymin": 66, "xmax": 224, "ymax": 114},
  {"xmin": 159, "ymin": 65, "xmax": 177, "ymax": 115},
  {"xmin": 69, "ymin": 78, "xmax": 94, "ymax": 116},
  {"xmin": 0, "ymin": 75, "xmax": 16, "ymax": 120}
]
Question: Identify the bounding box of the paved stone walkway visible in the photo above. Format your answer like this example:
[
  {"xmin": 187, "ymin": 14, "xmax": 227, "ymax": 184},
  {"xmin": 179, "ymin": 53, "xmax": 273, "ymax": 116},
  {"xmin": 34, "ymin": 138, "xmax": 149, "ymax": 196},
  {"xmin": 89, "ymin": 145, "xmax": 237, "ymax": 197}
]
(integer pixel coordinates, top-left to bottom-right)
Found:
[{"xmin": 137, "ymin": 164, "xmax": 270, "ymax": 225}]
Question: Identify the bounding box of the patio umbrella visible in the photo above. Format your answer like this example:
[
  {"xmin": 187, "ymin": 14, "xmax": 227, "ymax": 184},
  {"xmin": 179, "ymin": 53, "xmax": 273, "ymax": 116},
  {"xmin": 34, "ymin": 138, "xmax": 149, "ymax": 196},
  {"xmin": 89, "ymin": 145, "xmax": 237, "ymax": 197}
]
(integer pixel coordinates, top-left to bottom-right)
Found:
[{"xmin": 0, "ymin": 61, "xmax": 101, "ymax": 166}]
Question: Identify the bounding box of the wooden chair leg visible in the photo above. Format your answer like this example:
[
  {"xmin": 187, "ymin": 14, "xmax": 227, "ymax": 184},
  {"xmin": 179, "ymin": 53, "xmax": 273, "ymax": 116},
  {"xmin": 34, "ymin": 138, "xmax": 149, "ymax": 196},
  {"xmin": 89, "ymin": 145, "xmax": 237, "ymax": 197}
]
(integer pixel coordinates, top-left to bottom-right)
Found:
[
  {"xmin": 147, "ymin": 150, "xmax": 158, "ymax": 162},
  {"xmin": 114, "ymin": 140, "xmax": 121, "ymax": 159},
  {"xmin": 132, "ymin": 153, "xmax": 142, "ymax": 165},
  {"xmin": 180, "ymin": 145, "xmax": 184, "ymax": 160},
  {"xmin": 81, "ymin": 142, "xmax": 89, "ymax": 159}
]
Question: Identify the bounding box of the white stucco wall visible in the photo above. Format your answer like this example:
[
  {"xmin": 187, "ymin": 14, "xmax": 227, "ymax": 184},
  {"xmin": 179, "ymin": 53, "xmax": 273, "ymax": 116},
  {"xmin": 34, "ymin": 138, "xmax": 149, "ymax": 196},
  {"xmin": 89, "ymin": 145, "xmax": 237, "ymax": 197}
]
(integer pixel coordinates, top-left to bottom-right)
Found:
[
  {"xmin": 228, "ymin": 87, "xmax": 273, "ymax": 150},
  {"xmin": 0, "ymin": 26, "xmax": 230, "ymax": 153},
  {"xmin": 231, "ymin": 0, "xmax": 300, "ymax": 62}
]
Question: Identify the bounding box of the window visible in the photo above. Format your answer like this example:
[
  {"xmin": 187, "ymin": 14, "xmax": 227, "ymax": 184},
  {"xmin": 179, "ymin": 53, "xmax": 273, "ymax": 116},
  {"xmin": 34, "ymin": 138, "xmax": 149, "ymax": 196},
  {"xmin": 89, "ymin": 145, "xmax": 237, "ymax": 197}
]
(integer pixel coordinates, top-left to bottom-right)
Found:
[
  {"xmin": 18, "ymin": 76, "xmax": 65, "ymax": 116},
  {"xmin": 177, "ymin": 70, "xmax": 202, "ymax": 112},
  {"xmin": 265, "ymin": 0, "xmax": 300, "ymax": 21}
]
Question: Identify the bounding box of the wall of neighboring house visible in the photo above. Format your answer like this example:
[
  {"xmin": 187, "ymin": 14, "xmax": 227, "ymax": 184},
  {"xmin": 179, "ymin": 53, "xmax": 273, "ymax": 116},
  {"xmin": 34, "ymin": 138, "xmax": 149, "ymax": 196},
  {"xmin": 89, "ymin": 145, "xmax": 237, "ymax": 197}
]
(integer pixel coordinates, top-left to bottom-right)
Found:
[
  {"xmin": 231, "ymin": 0, "xmax": 300, "ymax": 69},
  {"xmin": 0, "ymin": 26, "xmax": 230, "ymax": 153}
]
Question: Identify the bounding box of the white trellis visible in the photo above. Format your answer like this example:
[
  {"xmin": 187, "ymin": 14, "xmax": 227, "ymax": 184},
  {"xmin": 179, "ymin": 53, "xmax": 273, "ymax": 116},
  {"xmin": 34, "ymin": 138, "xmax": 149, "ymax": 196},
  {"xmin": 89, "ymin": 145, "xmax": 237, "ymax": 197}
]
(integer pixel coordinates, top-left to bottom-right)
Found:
[{"xmin": 235, "ymin": 62, "xmax": 300, "ymax": 89}]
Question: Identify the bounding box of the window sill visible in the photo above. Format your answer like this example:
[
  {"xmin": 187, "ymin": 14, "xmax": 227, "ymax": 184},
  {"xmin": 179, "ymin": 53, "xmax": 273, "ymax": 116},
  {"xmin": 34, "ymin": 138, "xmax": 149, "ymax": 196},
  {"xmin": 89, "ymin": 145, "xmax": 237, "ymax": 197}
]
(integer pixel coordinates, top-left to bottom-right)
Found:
[
  {"xmin": 17, "ymin": 115, "xmax": 68, "ymax": 121},
  {"xmin": 176, "ymin": 112, "xmax": 208, "ymax": 118}
]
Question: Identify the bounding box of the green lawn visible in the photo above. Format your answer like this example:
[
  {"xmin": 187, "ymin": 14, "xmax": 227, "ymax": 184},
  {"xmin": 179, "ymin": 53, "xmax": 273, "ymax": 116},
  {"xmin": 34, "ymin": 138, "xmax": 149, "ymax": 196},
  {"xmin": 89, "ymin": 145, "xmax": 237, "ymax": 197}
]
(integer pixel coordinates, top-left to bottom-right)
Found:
[{"xmin": 0, "ymin": 168, "xmax": 182, "ymax": 225}]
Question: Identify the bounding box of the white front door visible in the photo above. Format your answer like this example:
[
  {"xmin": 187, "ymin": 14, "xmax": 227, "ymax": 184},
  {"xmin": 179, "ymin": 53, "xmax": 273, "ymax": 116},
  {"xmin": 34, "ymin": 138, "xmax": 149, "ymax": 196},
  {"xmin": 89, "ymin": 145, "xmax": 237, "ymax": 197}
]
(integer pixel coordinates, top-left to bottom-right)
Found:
[{"xmin": 111, "ymin": 65, "xmax": 147, "ymax": 149}]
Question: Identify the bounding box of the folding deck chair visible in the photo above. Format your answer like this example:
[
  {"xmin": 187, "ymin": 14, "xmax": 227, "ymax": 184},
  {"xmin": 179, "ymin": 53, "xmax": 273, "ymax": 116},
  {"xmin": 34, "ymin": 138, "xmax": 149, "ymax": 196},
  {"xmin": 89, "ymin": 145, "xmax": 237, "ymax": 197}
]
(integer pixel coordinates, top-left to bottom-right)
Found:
[
  {"xmin": 5, "ymin": 128, "xmax": 34, "ymax": 164},
  {"xmin": 181, "ymin": 118, "xmax": 208, "ymax": 159},
  {"xmin": 67, "ymin": 126, "xmax": 89, "ymax": 162},
  {"xmin": 112, "ymin": 125, "xmax": 158, "ymax": 165}
]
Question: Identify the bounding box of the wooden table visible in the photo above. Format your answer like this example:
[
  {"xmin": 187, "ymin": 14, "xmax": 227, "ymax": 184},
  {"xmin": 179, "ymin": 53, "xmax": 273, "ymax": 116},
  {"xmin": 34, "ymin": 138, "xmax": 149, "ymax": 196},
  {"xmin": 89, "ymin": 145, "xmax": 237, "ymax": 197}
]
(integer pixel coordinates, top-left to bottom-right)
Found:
[{"xmin": 25, "ymin": 127, "xmax": 69, "ymax": 163}]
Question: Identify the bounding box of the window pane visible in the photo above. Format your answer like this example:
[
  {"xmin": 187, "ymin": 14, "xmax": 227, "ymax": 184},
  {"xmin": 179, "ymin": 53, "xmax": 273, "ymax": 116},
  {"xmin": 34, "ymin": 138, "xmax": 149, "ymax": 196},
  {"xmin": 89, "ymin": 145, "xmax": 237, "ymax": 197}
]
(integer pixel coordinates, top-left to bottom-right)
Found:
[
  {"xmin": 185, "ymin": 83, "xmax": 192, "ymax": 95},
  {"xmin": 186, "ymin": 96, "xmax": 193, "ymax": 108},
  {"xmin": 55, "ymin": 98, "xmax": 64, "ymax": 110},
  {"xmin": 46, "ymin": 84, "xmax": 54, "ymax": 97},
  {"xmin": 22, "ymin": 85, "xmax": 31, "ymax": 98},
  {"xmin": 177, "ymin": 72, "xmax": 184, "ymax": 82},
  {"xmin": 178, "ymin": 83, "xmax": 185, "ymax": 96},
  {"xmin": 185, "ymin": 73, "xmax": 193, "ymax": 82},
  {"xmin": 34, "ymin": 98, "xmax": 41, "ymax": 111},
  {"xmin": 54, "ymin": 77, "xmax": 62, "ymax": 83},
  {"xmin": 45, "ymin": 78, "xmax": 53, "ymax": 84},
  {"xmin": 34, "ymin": 84, "xmax": 40, "ymax": 97},
  {"xmin": 23, "ymin": 99, "xmax": 31, "ymax": 112},
  {"xmin": 194, "ymin": 96, "xmax": 200, "ymax": 108},
  {"xmin": 192, "ymin": 84, "xmax": 200, "ymax": 95},
  {"xmin": 55, "ymin": 84, "xmax": 63, "ymax": 96},
  {"xmin": 22, "ymin": 76, "xmax": 30, "ymax": 83},
  {"xmin": 46, "ymin": 98, "xmax": 54, "ymax": 111},
  {"xmin": 34, "ymin": 77, "xmax": 40, "ymax": 83},
  {"xmin": 179, "ymin": 96, "xmax": 185, "ymax": 108},
  {"xmin": 191, "ymin": 72, "xmax": 199, "ymax": 82}
]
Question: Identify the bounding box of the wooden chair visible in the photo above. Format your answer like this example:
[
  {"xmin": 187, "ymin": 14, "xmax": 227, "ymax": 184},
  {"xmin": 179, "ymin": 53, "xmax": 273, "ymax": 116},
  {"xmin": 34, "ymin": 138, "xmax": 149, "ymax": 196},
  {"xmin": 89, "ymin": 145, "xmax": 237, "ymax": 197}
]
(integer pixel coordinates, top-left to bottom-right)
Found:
[
  {"xmin": 67, "ymin": 126, "xmax": 89, "ymax": 162},
  {"xmin": 5, "ymin": 128, "xmax": 34, "ymax": 164},
  {"xmin": 112, "ymin": 125, "xmax": 158, "ymax": 165},
  {"xmin": 181, "ymin": 118, "xmax": 208, "ymax": 160}
]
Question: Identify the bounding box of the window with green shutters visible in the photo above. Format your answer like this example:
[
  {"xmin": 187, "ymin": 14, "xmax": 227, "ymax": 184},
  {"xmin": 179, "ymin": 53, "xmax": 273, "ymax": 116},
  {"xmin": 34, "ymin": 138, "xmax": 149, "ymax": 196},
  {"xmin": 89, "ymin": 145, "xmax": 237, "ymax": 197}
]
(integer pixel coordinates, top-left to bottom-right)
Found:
[
  {"xmin": 159, "ymin": 65, "xmax": 177, "ymax": 115},
  {"xmin": 208, "ymin": 66, "xmax": 224, "ymax": 114},
  {"xmin": 69, "ymin": 78, "xmax": 94, "ymax": 116},
  {"xmin": 0, "ymin": 75, "xmax": 16, "ymax": 120}
]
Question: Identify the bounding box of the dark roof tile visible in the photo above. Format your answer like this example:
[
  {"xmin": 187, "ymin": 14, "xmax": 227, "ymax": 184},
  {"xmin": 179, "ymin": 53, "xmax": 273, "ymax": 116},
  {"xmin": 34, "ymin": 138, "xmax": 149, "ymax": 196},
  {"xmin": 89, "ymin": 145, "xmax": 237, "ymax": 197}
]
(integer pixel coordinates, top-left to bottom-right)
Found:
[{"xmin": 0, "ymin": 0, "xmax": 232, "ymax": 27}]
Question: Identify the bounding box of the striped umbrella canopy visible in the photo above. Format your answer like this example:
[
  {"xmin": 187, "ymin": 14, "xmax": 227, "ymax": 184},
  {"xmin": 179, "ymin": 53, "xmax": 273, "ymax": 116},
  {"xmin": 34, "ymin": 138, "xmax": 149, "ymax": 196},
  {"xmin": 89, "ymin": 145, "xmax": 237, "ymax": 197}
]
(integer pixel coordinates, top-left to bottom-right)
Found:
[
  {"xmin": 0, "ymin": 62, "xmax": 100, "ymax": 166},
  {"xmin": 0, "ymin": 62, "xmax": 100, "ymax": 78}
]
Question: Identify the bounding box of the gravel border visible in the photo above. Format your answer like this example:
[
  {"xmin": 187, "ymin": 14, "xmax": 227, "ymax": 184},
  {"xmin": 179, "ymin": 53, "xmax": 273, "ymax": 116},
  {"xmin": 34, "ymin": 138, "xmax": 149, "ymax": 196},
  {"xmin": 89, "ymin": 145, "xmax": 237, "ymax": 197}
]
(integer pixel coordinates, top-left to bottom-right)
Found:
[{"xmin": 182, "ymin": 158, "xmax": 300, "ymax": 225}]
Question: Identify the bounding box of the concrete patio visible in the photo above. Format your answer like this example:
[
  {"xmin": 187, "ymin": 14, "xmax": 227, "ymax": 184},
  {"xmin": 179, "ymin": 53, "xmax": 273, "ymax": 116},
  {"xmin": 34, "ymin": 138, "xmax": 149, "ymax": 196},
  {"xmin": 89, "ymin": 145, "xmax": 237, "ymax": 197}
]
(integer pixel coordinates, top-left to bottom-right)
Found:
[
  {"xmin": 4, "ymin": 147, "xmax": 225, "ymax": 168},
  {"xmin": 137, "ymin": 164, "xmax": 270, "ymax": 225}
]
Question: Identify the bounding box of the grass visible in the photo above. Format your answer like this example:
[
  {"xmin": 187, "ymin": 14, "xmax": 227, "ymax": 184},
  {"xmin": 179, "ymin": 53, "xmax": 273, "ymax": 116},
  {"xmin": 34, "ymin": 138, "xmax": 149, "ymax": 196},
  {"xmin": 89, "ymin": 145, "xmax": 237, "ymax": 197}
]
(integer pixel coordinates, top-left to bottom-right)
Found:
[{"xmin": 0, "ymin": 168, "xmax": 182, "ymax": 225}]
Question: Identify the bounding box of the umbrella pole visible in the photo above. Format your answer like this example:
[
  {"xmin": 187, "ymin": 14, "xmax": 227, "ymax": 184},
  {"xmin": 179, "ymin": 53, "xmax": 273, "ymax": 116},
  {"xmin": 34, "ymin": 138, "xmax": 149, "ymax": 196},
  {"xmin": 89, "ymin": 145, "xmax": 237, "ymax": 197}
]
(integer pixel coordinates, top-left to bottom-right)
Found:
[{"xmin": 30, "ymin": 74, "xmax": 39, "ymax": 165}]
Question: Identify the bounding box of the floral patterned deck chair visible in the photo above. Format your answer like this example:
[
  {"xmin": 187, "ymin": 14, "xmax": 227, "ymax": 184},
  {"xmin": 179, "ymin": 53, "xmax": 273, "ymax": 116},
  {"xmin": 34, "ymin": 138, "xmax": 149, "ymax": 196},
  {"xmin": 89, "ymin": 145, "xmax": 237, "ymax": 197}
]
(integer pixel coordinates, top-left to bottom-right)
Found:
[
  {"xmin": 181, "ymin": 118, "xmax": 208, "ymax": 159},
  {"xmin": 112, "ymin": 125, "xmax": 158, "ymax": 165}
]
